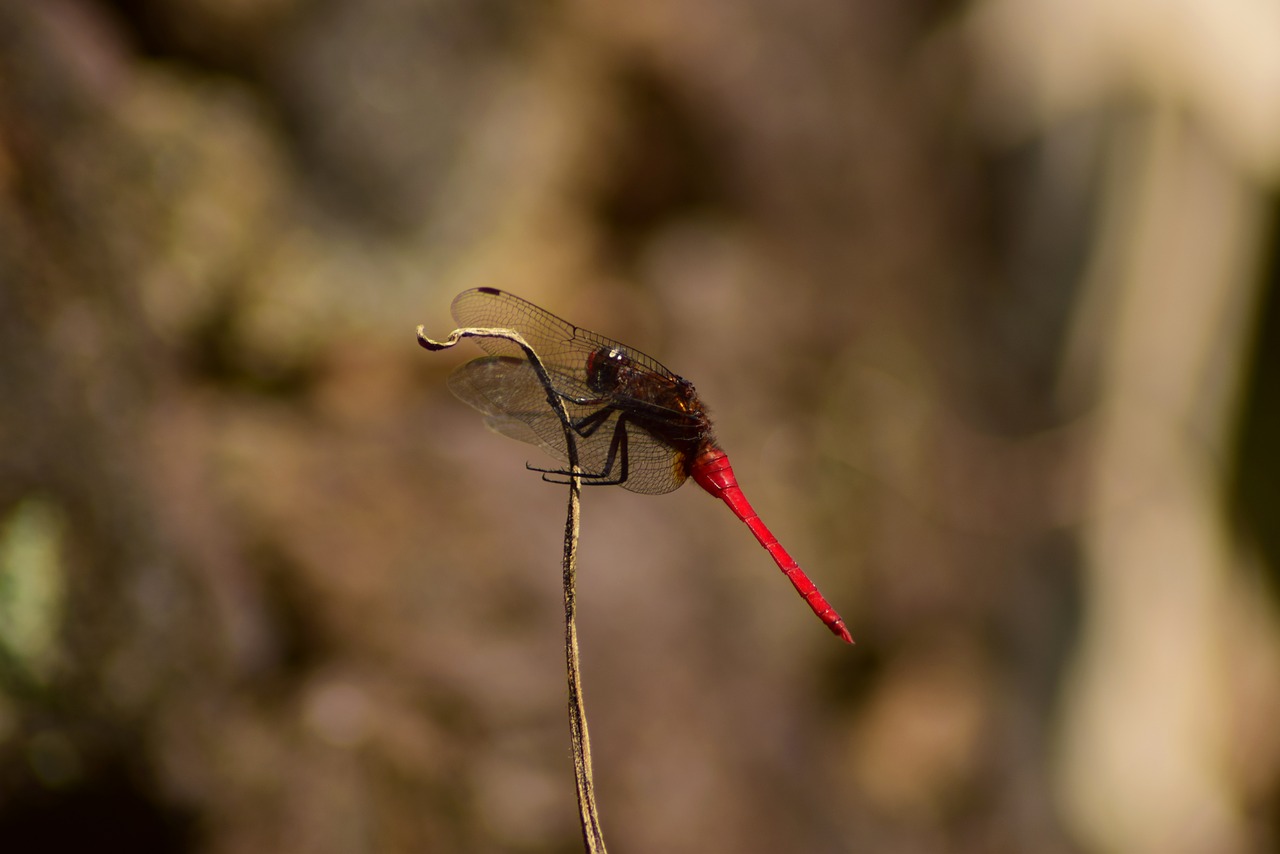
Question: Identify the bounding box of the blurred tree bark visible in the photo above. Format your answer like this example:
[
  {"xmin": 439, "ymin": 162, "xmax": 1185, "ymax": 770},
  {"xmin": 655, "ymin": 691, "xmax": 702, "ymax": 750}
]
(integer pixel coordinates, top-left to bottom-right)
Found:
[{"xmin": 0, "ymin": 1, "xmax": 1277, "ymax": 853}]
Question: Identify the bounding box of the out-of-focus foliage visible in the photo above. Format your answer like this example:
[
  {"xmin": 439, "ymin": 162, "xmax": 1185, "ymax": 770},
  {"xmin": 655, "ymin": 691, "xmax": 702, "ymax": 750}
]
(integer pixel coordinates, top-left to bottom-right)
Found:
[
  {"xmin": 0, "ymin": 499, "xmax": 66, "ymax": 684},
  {"xmin": 0, "ymin": 1, "xmax": 1277, "ymax": 852}
]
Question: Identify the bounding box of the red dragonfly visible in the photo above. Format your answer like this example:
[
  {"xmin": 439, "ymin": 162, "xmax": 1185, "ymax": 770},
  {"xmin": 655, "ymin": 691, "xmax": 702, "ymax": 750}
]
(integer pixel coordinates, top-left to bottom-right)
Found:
[{"xmin": 435, "ymin": 287, "xmax": 852, "ymax": 643}]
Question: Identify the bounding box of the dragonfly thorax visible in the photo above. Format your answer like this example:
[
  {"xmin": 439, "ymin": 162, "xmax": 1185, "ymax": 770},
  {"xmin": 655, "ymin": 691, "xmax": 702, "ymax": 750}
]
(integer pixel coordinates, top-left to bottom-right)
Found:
[
  {"xmin": 585, "ymin": 347, "xmax": 627, "ymax": 394},
  {"xmin": 584, "ymin": 344, "xmax": 712, "ymax": 456}
]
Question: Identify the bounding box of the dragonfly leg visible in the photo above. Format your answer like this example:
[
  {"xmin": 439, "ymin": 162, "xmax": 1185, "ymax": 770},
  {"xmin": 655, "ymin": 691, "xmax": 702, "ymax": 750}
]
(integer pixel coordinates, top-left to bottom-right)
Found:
[
  {"xmin": 568, "ymin": 407, "xmax": 615, "ymax": 439},
  {"xmin": 529, "ymin": 416, "xmax": 631, "ymax": 487}
]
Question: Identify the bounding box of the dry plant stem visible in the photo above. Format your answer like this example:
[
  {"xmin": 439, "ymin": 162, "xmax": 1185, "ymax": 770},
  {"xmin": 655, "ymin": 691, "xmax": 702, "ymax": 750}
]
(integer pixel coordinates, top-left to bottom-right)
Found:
[
  {"xmin": 417, "ymin": 325, "xmax": 608, "ymax": 854},
  {"xmin": 560, "ymin": 467, "xmax": 606, "ymax": 852}
]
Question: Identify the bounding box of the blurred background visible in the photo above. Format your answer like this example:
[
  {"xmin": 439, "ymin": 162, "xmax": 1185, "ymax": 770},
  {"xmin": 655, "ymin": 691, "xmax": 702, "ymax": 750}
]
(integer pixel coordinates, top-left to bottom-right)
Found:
[{"xmin": 1, "ymin": 1, "xmax": 1279, "ymax": 852}]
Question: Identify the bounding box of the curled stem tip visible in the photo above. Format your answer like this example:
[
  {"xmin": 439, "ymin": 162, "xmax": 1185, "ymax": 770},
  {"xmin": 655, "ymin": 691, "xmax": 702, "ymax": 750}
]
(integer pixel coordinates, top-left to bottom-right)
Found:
[{"xmin": 417, "ymin": 325, "xmax": 459, "ymax": 351}]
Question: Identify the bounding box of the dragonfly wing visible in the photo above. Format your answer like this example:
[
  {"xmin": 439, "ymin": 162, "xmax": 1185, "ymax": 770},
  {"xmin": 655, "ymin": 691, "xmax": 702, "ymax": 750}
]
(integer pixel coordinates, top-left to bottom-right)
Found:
[
  {"xmin": 450, "ymin": 289, "xmax": 592, "ymax": 398},
  {"xmin": 449, "ymin": 356, "xmax": 546, "ymax": 419},
  {"xmin": 481, "ymin": 416, "xmax": 564, "ymax": 461},
  {"xmin": 449, "ymin": 356, "xmax": 607, "ymax": 470},
  {"xmin": 450, "ymin": 288, "xmax": 682, "ymax": 399},
  {"xmin": 449, "ymin": 357, "xmax": 569, "ymax": 453}
]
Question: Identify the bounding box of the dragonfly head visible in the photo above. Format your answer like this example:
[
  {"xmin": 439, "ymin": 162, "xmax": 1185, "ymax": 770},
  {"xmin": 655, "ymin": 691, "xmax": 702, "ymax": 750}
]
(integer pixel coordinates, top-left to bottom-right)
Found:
[{"xmin": 585, "ymin": 346, "xmax": 629, "ymax": 393}]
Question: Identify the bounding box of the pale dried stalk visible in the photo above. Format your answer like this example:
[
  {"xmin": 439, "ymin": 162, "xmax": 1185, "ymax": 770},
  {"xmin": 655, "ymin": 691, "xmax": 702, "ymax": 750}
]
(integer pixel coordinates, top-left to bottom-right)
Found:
[{"xmin": 417, "ymin": 324, "xmax": 607, "ymax": 854}]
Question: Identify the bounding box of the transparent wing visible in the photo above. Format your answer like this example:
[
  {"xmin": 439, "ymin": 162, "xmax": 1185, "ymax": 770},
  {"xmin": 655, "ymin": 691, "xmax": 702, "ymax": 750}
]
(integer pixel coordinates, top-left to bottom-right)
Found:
[{"xmin": 450, "ymin": 287, "xmax": 682, "ymax": 403}]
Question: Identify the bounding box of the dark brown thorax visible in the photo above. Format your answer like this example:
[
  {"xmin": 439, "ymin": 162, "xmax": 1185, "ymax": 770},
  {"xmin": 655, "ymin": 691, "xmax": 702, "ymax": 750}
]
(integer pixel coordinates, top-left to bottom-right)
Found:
[{"xmin": 585, "ymin": 346, "xmax": 714, "ymax": 467}]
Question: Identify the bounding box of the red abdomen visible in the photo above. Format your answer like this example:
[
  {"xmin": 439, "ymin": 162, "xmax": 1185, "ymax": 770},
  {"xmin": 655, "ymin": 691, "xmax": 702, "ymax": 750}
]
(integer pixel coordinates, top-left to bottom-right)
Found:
[{"xmin": 689, "ymin": 443, "xmax": 852, "ymax": 643}]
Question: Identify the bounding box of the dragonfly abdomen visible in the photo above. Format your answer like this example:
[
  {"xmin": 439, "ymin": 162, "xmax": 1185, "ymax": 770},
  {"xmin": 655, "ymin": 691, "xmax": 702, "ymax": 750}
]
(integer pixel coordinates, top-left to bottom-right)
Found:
[{"xmin": 690, "ymin": 445, "xmax": 853, "ymax": 643}]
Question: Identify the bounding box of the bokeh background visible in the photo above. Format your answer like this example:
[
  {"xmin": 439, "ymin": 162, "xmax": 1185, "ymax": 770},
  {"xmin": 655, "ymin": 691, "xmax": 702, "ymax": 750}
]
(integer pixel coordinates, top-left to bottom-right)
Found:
[{"xmin": 2, "ymin": 1, "xmax": 1279, "ymax": 852}]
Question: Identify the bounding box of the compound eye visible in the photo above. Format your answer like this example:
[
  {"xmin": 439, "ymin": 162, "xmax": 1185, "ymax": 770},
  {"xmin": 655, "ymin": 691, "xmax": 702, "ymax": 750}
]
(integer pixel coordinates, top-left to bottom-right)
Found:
[{"xmin": 586, "ymin": 347, "xmax": 624, "ymax": 391}]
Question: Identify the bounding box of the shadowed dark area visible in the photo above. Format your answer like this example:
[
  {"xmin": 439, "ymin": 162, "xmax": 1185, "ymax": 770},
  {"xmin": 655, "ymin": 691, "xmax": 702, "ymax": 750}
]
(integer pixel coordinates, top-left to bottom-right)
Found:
[{"xmin": 0, "ymin": 754, "xmax": 199, "ymax": 854}]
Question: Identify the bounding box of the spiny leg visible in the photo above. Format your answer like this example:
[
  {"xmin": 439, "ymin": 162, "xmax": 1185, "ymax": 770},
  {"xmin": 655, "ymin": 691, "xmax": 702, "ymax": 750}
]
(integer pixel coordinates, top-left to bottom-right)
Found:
[
  {"xmin": 530, "ymin": 415, "xmax": 632, "ymax": 487},
  {"xmin": 568, "ymin": 406, "xmax": 615, "ymax": 439}
]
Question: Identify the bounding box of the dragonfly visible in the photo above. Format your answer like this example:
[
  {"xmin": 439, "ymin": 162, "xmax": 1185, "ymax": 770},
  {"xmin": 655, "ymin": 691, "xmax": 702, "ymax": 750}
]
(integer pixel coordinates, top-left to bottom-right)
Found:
[{"xmin": 436, "ymin": 287, "xmax": 852, "ymax": 643}]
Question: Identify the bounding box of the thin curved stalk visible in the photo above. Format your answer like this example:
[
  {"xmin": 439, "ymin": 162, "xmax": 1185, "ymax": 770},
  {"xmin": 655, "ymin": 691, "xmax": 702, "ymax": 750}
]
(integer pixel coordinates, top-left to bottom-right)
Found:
[{"xmin": 418, "ymin": 325, "xmax": 607, "ymax": 854}]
